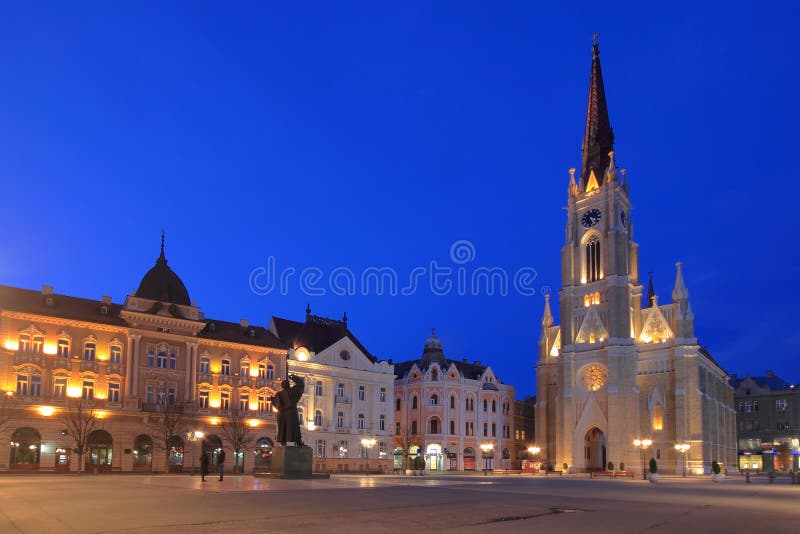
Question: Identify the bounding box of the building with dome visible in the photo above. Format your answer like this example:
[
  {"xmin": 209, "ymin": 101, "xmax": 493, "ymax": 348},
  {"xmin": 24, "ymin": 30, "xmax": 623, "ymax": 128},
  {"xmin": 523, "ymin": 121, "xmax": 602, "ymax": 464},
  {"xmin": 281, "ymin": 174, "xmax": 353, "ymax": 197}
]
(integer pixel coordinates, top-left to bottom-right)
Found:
[
  {"xmin": 0, "ymin": 236, "xmax": 293, "ymax": 473},
  {"xmin": 535, "ymin": 41, "xmax": 736, "ymax": 476},
  {"xmin": 393, "ymin": 331, "xmax": 515, "ymax": 472}
]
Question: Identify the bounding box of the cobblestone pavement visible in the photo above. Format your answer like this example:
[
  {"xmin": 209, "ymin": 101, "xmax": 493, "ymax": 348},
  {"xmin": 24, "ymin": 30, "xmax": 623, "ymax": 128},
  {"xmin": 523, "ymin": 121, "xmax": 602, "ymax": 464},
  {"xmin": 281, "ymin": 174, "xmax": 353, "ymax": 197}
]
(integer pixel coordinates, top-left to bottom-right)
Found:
[{"xmin": 0, "ymin": 473, "xmax": 797, "ymax": 533}]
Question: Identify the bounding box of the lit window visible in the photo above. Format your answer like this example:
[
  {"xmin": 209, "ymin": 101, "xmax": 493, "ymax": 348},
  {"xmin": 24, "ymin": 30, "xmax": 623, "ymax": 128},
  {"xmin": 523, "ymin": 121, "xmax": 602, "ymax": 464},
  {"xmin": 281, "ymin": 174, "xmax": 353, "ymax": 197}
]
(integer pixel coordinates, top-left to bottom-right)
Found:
[
  {"xmin": 220, "ymin": 391, "xmax": 230, "ymax": 410},
  {"xmin": 16, "ymin": 375, "xmax": 28, "ymax": 396},
  {"xmin": 257, "ymin": 395, "xmax": 267, "ymax": 413},
  {"xmin": 32, "ymin": 335, "xmax": 44, "ymax": 354},
  {"xmin": 83, "ymin": 342, "xmax": 96, "ymax": 361},
  {"xmin": 107, "ymin": 383, "xmax": 120, "ymax": 403},
  {"xmin": 30, "ymin": 375, "xmax": 41, "ymax": 397},
  {"xmin": 53, "ymin": 377, "xmax": 67, "ymax": 398},
  {"xmin": 199, "ymin": 390, "xmax": 209, "ymax": 409},
  {"xmin": 316, "ymin": 439, "xmax": 326, "ymax": 458},
  {"xmin": 258, "ymin": 362, "xmax": 266, "ymax": 379},
  {"xmin": 157, "ymin": 351, "xmax": 168, "ymax": 369},
  {"xmin": 57, "ymin": 339, "xmax": 70, "ymax": 359},
  {"xmin": 585, "ymin": 234, "xmax": 601, "ymax": 283},
  {"xmin": 199, "ymin": 357, "xmax": 210, "ymax": 374},
  {"xmin": 241, "ymin": 362, "xmax": 250, "ymax": 377},
  {"xmin": 221, "ymin": 359, "xmax": 230, "ymax": 376},
  {"xmin": 379, "ymin": 414, "xmax": 385, "ymax": 431},
  {"xmin": 315, "ymin": 410, "xmax": 322, "ymax": 427},
  {"xmin": 652, "ymin": 403, "xmax": 664, "ymax": 431},
  {"xmin": 776, "ymin": 399, "xmax": 788, "ymax": 412},
  {"xmin": 110, "ymin": 346, "xmax": 122, "ymax": 364},
  {"xmin": 169, "ymin": 352, "xmax": 177, "ymax": 370},
  {"xmin": 240, "ymin": 394, "xmax": 249, "ymax": 412},
  {"xmin": 18, "ymin": 334, "xmax": 31, "ymax": 352},
  {"xmin": 266, "ymin": 365, "xmax": 274, "ymax": 380},
  {"xmin": 82, "ymin": 381, "xmax": 94, "ymax": 400}
]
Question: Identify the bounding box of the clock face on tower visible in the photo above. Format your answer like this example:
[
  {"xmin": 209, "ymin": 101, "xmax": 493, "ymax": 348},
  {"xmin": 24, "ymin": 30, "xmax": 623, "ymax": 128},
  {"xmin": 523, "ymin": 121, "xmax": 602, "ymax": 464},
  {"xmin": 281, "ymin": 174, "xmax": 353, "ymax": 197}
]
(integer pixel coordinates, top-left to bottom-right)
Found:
[{"xmin": 581, "ymin": 209, "xmax": 602, "ymax": 228}]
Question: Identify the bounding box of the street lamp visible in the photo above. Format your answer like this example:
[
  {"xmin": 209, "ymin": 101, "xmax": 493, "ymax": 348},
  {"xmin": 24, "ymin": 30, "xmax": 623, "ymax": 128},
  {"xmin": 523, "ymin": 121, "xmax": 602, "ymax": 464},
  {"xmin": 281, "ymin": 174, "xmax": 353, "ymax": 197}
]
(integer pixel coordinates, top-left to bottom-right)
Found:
[
  {"xmin": 480, "ymin": 442, "xmax": 494, "ymax": 476},
  {"xmin": 633, "ymin": 438, "xmax": 652, "ymax": 480},
  {"xmin": 674, "ymin": 443, "xmax": 690, "ymax": 477},
  {"xmin": 187, "ymin": 430, "xmax": 204, "ymax": 476},
  {"xmin": 361, "ymin": 438, "xmax": 376, "ymax": 475}
]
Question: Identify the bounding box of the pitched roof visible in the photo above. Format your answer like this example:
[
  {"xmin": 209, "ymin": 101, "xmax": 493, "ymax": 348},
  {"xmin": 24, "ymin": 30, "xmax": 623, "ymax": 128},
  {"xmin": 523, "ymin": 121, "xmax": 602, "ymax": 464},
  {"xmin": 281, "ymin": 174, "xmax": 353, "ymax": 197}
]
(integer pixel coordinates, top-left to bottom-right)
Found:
[
  {"xmin": 729, "ymin": 373, "xmax": 793, "ymax": 391},
  {"xmin": 198, "ymin": 319, "xmax": 283, "ymax": 349},
  {"xmin": 270, "ymin": 315, "xmax": 377, "ymax": 363},
  {"xmin": 0, "ymin": 285, "xmax": 128, "ymax": 327}
]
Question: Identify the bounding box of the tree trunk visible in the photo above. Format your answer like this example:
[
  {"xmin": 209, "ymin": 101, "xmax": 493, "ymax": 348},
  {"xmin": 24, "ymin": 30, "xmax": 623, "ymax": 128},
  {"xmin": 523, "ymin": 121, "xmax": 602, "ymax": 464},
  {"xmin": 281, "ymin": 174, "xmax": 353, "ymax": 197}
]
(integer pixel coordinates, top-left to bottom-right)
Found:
[{"xmin": 77, "ymin": 452, "xmax": 83, "ymax": 475}]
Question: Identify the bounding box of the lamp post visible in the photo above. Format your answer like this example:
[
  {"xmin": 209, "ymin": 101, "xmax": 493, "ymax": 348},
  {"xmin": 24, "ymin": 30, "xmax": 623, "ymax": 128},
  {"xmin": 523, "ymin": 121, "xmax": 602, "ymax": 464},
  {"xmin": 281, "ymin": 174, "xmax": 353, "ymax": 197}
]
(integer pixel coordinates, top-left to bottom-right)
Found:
[
  {"xmin": 361, "ymin": 438, "xmax": 376, "ymax": 475},
  {"xmin": 674, "ymin": 443, "xmax": 690, "ymax": 477},
  {"xmin": 187, "ymin": 430, "xmax": 204, "ymax": 476},
  {"xmin": 527, "ymin": 446, "xmax": 541, "ymax": 474},
  {"xmin": 633, "ymin": 438, "xmax": 652, "ymax": 480},
  {"xmin": 480, "ymin": 442, "xmax": 494, "ymax": 476}
]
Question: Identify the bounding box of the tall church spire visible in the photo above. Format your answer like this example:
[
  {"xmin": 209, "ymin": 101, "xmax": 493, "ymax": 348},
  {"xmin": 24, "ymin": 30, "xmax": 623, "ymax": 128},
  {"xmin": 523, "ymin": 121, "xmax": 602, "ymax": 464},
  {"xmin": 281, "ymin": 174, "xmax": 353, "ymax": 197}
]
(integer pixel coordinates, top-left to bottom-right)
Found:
[{"xmin": 581, "ymin": 35, "xmax": 614, "ymax": 190}]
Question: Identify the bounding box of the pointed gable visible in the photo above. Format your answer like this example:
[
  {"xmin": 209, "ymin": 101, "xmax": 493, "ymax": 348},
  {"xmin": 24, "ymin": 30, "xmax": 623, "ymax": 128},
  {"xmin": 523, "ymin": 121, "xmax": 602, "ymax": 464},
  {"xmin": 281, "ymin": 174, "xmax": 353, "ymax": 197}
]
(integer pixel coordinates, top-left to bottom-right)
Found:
[
  {"xmin": 575, "ymin": 306, "xmax": 609, "ymax": 344},
  {"xmin": 638, "ymin": 300, "xmax": 674, "ymax": 344}
]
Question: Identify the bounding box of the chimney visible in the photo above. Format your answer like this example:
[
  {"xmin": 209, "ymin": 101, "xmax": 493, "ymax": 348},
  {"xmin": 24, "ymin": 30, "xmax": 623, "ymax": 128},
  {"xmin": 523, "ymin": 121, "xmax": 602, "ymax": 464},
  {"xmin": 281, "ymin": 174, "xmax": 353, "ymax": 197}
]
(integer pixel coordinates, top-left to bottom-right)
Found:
[
  {"xmin": 101, "ymin": 296, "xmax": 112, "ymax": 304},
  {"xmin": 240, "ymin": 319, "xmax": 249, "ymax": 328},
  {"xmin": 766, "ymin": 370, "xmax": 775, "ymax": 378},
  {"xmin": 42, "ymin": 285, "xmax": 54, "ymax": 296}
]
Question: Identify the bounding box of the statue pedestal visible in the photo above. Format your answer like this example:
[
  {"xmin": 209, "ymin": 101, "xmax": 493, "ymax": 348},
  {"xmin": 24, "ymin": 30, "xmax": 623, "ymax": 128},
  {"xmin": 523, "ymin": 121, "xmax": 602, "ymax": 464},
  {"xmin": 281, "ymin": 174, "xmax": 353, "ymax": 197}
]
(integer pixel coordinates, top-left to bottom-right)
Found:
[{"xmin": 259, "ymin": 445, "xmax": 330, "ymax": 479}]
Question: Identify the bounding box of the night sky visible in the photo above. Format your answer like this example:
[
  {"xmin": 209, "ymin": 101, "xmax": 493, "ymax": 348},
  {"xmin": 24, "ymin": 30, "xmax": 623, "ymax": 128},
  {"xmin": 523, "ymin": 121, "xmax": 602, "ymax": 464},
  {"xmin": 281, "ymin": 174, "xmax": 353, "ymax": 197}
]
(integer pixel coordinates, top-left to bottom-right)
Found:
[{"xmin": 1, "ymin": 2, "xmax": 798, "ymax": 396}]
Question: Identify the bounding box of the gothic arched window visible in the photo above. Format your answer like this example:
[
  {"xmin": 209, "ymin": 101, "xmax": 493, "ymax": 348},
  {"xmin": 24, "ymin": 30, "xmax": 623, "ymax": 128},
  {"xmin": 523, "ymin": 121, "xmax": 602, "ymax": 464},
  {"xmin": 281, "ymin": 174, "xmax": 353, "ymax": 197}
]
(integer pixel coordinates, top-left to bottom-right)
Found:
[
  {"xmin": 585, "ymin": 234, "xmax": 601, "ymax": 283},
  {"xmin": 652, "ymin": 403, "xmax": 664, "ymax": 431}
]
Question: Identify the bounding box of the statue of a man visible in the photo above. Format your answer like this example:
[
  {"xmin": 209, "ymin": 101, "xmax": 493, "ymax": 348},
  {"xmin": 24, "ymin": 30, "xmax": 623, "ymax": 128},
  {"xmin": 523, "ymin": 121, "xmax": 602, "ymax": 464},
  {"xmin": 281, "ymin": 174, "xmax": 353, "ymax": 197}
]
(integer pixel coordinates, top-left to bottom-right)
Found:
[{"xmin": 272, "ymin": 374, "xmax": 305, "ymax": 446}]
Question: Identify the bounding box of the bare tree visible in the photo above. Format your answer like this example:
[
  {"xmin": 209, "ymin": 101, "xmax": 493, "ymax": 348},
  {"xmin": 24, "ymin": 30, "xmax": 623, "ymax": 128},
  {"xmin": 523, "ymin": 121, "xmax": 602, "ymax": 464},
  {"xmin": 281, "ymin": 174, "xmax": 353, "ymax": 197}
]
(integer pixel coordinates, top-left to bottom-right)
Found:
[
  {"xmin": 393, "ymin": 424, "xmax": 423, "ymax": 469},
  {"xmin": 0, "ymin": 390, "xmax": 18, "ymax": 436},
  {"xmin": 146, "ymin": 400, "xmax": 188, "ymax": 472},
  {"xmin": 63, "ymin": 398, "xmax": 98, "ymax": 474},
  {"xmin": 219, "ymin": 411, "xmax": 256, "ymax": 473}
]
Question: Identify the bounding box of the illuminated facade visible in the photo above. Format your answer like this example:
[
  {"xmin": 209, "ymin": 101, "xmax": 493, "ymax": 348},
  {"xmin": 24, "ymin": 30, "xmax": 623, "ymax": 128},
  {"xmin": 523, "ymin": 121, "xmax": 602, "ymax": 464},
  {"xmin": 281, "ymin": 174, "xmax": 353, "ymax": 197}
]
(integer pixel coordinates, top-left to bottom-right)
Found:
[
  {"xmin": 393, "ymin": 332, "xmax": 515, "ymax": 472},
  {"xmin": 269, "ymin": 310, "xmax": 395, "ymax": 473},
  {"xmin": 0, "ymin": 239, "xmax": 286, "ymax": 473},
  {"xmin": 535, "ymin": 41, "xmax": 736, "ymax": 475}
]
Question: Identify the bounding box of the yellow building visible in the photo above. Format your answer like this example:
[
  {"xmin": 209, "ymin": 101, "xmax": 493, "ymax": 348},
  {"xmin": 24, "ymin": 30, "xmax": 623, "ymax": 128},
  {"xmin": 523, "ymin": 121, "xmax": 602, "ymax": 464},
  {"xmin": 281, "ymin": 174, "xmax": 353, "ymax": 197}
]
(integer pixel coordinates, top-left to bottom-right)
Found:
[{"xmin": 0, "ymin": 238, "xmax": 287, "ymax": 473}]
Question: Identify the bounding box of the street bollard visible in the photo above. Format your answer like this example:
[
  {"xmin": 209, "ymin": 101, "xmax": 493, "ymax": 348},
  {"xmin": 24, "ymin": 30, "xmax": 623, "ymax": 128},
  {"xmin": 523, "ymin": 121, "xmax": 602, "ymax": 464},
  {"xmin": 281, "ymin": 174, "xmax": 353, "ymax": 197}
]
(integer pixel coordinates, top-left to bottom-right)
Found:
[
  {"xmin": 768, "ymin": 470, "xmax": 775, "ymax": 484},
  {"xmin": 745, "ymin": 470, "xmax": 750, "ymax": 483}
]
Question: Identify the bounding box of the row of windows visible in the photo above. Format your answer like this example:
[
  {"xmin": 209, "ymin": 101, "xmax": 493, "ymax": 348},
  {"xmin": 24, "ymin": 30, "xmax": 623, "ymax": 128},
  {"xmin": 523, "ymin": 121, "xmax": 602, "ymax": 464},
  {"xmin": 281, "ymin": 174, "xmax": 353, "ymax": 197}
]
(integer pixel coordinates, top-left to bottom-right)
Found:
[
  {"xmin": 738, "ymin": 399, "xmax": 789, "ymax": 413},
  {"xmin": 397, "ymin": 395, "xmax": 508, "ymax": 413},
  {"xmin": 198, "ymin": 357, "xmax": 275, "ymax": 379},
  {"xmin": 394, "ymin": 418, "xmax": 504, "ymax": 437},
  {"xmin": 311, "ymin": 411, "xmax": 385, "ymax": 431},
  {"xmin": 17, "ymin": 335, "xmax": 122, "ymax": 363},
  {"xmin": 15, "ymin": 374, "xmax": 120, "ymax": 402},
  {"xmin": 314, "ymin": 439, "xmax": 388, "ymax": 459}
]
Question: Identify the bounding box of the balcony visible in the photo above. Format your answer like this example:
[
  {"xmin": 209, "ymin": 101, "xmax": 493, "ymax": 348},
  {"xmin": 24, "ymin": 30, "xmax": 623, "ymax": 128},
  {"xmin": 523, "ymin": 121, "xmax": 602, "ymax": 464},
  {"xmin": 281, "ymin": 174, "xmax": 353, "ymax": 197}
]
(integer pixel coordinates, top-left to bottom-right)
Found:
[
  {"xmin": 14, "ymin": 352, "xmax": 46, "ymax": 367},
  {"xmin": 335, "ymin": 396, "xmax": 351, "ymax": 405},
  {"xmin": 218, "ymin": 375, "xmax": 233, "ymax": 386},
  {"xmin": 256, "ymin": 378, "xmax": 276, "ymax": 389},
  {"xmin": 80, "ymin": 360, "xmax": 99, "ymax": 373}
]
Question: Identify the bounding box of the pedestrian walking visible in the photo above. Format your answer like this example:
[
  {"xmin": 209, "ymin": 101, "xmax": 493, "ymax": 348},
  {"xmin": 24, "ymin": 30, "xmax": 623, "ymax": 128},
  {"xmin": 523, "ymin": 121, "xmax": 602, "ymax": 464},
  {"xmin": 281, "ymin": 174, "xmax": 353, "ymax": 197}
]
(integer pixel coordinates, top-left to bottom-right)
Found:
[
  {"xmin": 200, "ymin": 450, "xmax": 209, "ymax": 482},
  {"xmin": 218, "ymin": 449, "xmax": 226, "ymax": 481}
]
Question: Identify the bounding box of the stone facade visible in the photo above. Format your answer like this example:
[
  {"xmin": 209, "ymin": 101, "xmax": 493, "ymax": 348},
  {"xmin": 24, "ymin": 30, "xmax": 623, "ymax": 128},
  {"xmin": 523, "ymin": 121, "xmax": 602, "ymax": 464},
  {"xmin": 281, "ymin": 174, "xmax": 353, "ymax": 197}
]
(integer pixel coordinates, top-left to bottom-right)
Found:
[
  {"xmin": 394, "ymin": 332, "xmax": 515, "ymax": 472},
  {"xmin": 535, "ymin": 42, "xmax": 736, "ymax": 476}
]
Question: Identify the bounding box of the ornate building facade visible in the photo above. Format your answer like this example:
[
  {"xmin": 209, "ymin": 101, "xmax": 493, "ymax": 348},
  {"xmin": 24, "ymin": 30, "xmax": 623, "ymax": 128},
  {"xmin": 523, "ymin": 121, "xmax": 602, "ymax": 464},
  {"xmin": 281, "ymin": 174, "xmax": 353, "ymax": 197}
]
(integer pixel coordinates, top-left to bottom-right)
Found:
[
  {"xmin": 269, "ymin": 309, "xmax": 395, "ymax": 473},
  {"xmin": 535, "ymin": 42, "xmax": 736, "ymax": 475},
  {"xmin": 0, "ymin": 239, "xmax": 289, "ymax": 473},
  {"xmin": 394, "ymin": 331, "xmax": 515, "ymax": 472}
]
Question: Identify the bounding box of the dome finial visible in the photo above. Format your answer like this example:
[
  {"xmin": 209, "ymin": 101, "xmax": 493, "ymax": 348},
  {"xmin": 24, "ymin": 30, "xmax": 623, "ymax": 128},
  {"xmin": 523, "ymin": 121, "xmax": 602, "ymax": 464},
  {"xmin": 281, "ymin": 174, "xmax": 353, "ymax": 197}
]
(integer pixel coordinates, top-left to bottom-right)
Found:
[{"xmin": 159, "ymin": 229, "xmax": 166, "ymax": 262}]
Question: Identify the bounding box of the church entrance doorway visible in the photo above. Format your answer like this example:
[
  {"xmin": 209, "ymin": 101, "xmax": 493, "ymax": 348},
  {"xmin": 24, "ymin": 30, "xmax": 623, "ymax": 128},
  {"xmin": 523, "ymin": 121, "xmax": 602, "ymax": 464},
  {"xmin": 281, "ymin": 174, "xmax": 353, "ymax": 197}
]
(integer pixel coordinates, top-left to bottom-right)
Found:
[{"xmin": 584, "ymin": 427, "xmax": 606, "ymax": 471}]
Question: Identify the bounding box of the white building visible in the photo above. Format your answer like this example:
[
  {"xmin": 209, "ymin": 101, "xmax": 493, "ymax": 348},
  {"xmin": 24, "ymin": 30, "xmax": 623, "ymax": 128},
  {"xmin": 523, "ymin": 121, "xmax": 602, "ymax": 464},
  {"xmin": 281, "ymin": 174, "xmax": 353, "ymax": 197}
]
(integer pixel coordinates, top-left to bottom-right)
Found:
[{"xmin": 269, "ymin": 308, "xmax": 395, "ymax": 473}]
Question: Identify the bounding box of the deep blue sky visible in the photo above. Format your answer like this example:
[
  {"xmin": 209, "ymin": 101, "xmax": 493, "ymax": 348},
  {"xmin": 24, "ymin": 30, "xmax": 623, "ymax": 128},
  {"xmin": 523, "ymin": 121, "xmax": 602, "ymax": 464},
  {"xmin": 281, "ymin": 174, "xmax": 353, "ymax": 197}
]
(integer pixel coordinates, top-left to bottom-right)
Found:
[{"xmin": 1, "ymin": 2, "xmax": 798, "ymax": 395}]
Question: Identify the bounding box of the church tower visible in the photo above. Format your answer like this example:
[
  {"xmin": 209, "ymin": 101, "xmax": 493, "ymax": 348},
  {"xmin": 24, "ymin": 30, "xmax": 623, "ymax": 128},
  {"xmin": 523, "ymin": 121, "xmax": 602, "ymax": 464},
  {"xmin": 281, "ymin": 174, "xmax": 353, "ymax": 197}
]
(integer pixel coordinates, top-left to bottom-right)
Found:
[
  {"xmin": 536, "ymin": 38, "xmax": 736, "ymax": 476},
  {"xmin": 537, "ymin": 38, "xmax": 644, "ymax": 473}
]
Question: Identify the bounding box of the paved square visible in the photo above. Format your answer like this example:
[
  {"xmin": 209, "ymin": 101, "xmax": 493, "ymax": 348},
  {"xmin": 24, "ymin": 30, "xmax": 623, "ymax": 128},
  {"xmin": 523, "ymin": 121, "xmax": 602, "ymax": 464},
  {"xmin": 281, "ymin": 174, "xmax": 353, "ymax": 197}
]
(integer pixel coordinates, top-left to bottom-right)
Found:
[{"xmin": 0, "ymin": 474, "xmax": 797, "ymax": 533}]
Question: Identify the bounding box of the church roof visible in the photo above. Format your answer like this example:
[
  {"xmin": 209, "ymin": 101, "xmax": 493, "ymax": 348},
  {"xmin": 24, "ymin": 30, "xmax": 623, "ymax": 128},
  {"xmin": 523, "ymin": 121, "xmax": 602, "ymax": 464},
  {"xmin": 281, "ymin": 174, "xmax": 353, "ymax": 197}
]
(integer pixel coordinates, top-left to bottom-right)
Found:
[
  {"xmin": 270, "ymin": 312, "xmax": 377, "ymax": 363},
  {"xmin": 581, "ymin": 37, "xmax": 615, "ymax": 190},
  {"xmin": 135, "ymin": 235, "xmax": 191, "ymax": 306}
]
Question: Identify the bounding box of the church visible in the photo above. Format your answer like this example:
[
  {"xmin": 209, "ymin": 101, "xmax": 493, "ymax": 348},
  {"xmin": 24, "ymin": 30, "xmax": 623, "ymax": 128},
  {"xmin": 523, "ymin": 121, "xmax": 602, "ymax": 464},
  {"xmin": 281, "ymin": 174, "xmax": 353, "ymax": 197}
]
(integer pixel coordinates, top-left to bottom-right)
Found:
[{"xmin": 535, "ymin": 41, "xmax": 737, "ymax": 476}]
